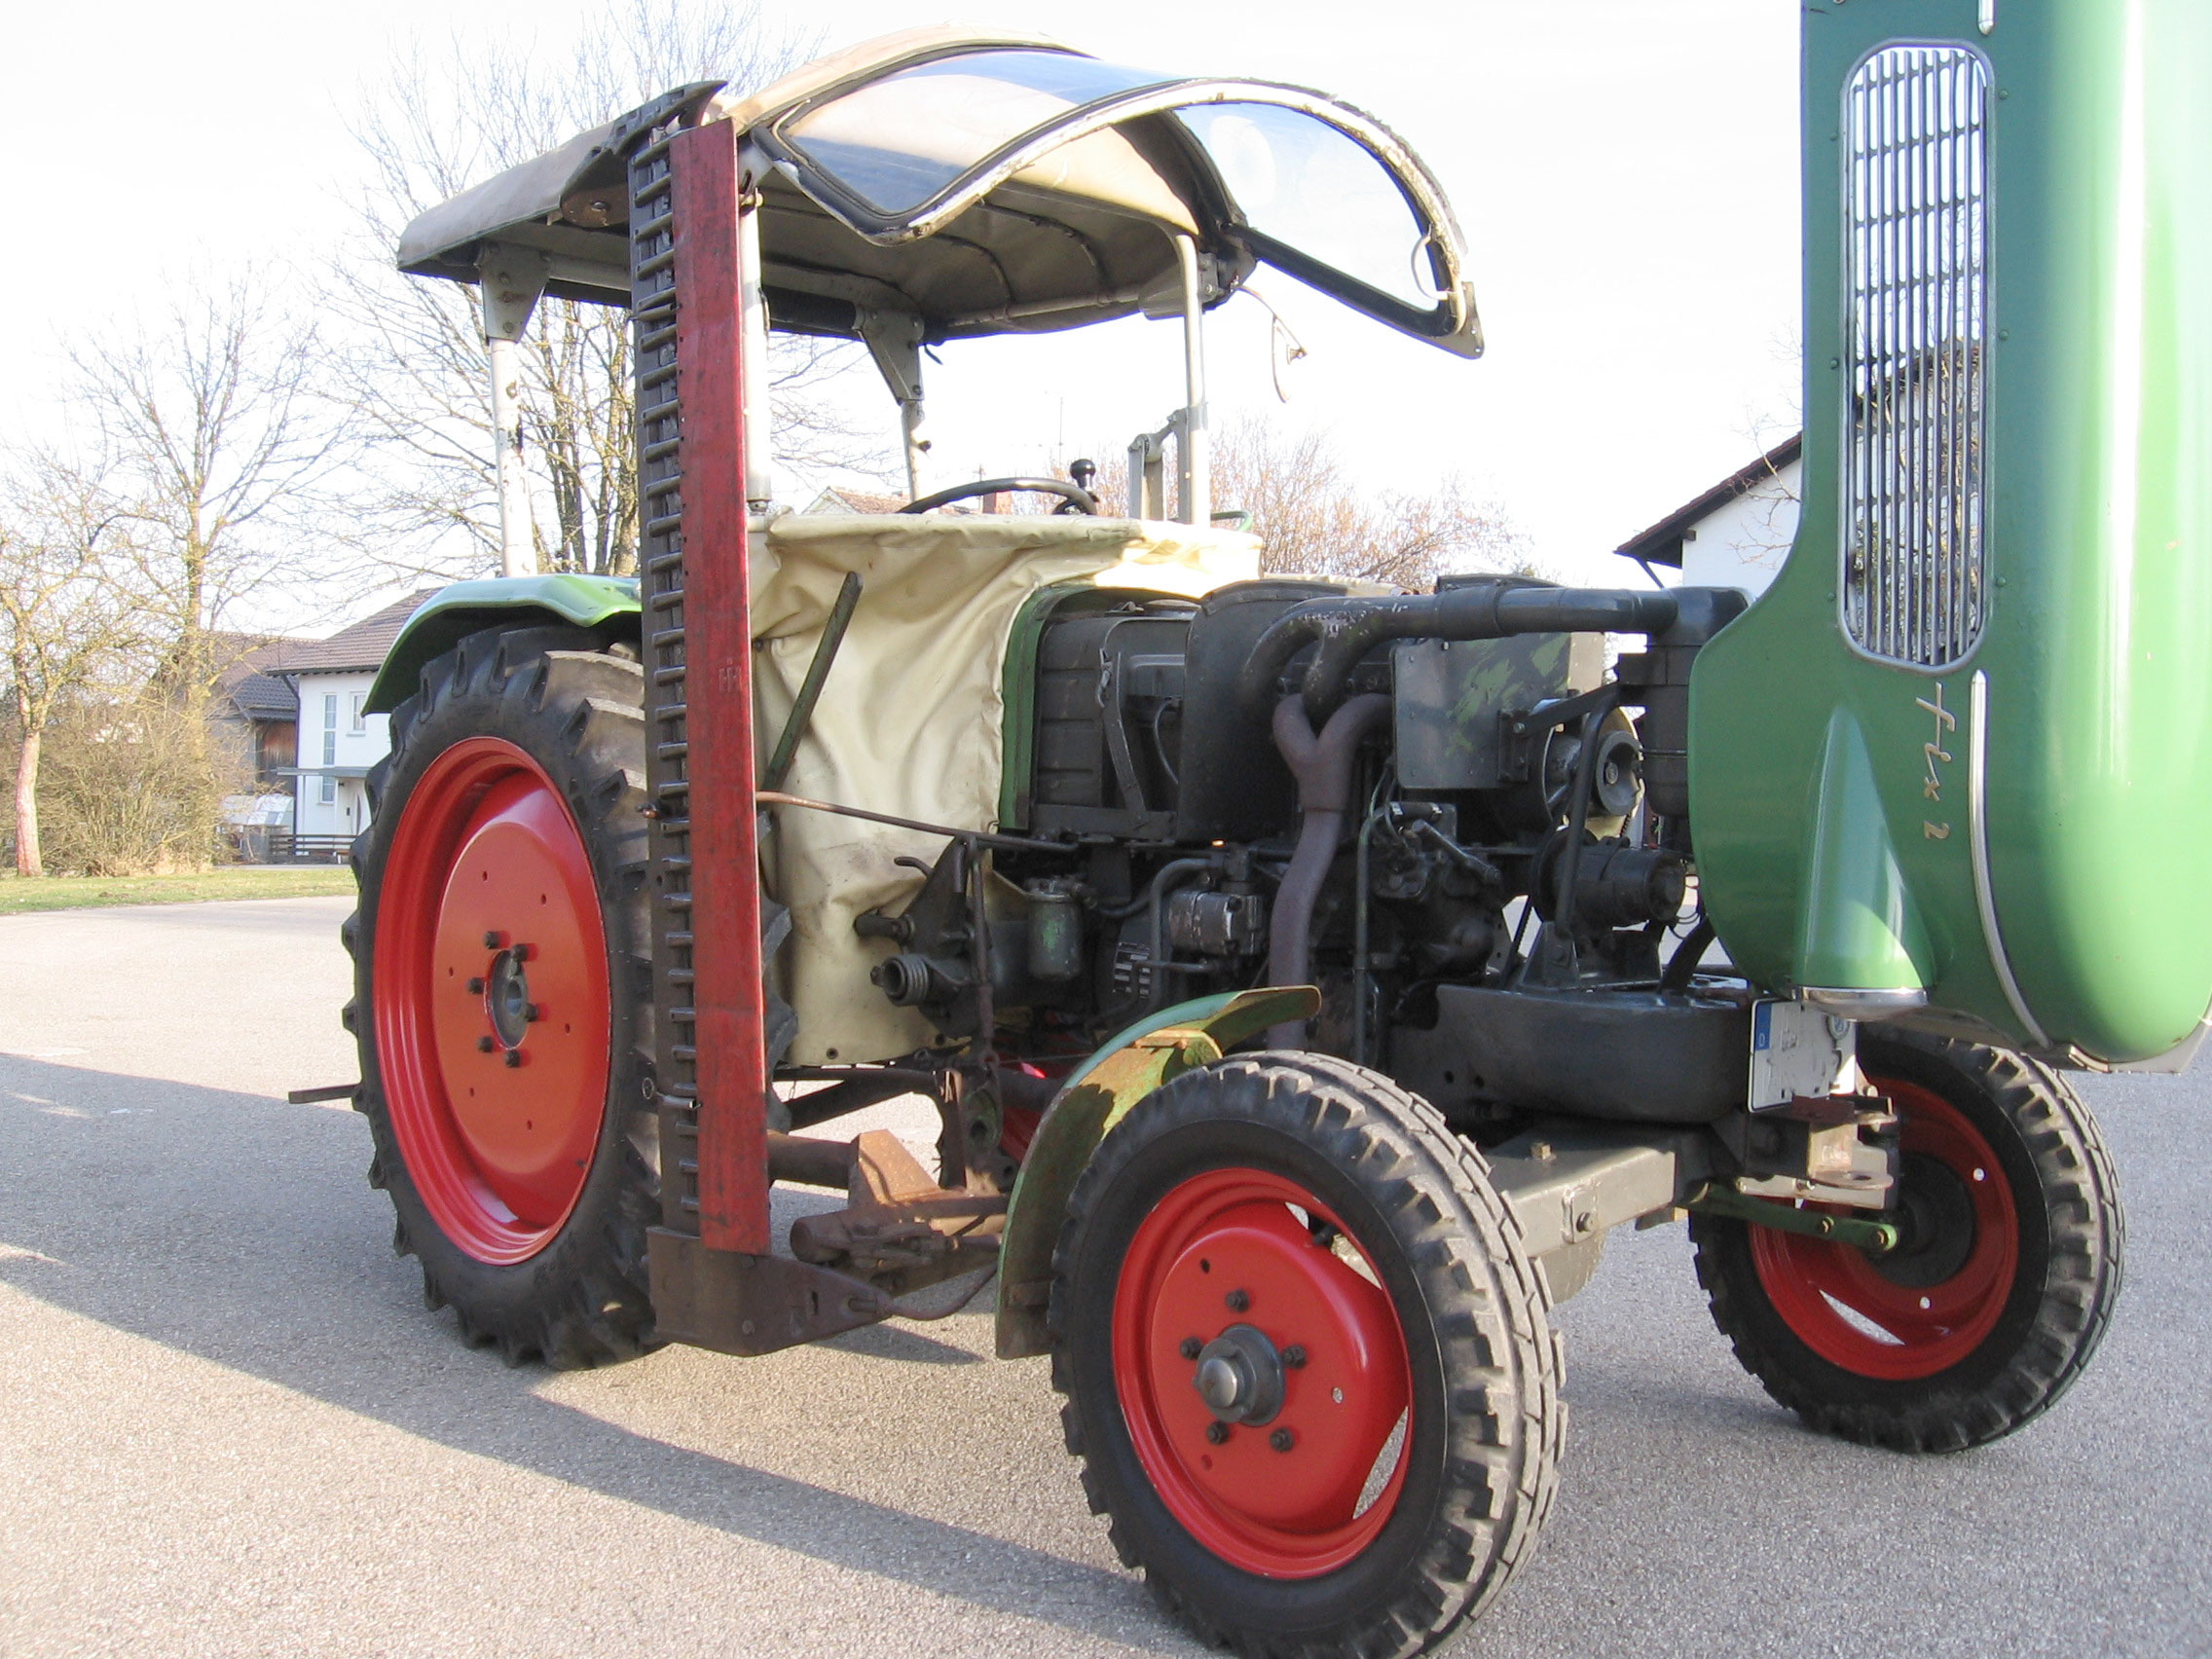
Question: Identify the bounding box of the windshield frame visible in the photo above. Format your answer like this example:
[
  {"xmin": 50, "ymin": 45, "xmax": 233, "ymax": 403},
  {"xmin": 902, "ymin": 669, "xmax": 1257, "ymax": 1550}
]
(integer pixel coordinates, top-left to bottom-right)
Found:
[{"xmin": 751, "ymin": 52, "xmax": 1482, "ymax": 355}]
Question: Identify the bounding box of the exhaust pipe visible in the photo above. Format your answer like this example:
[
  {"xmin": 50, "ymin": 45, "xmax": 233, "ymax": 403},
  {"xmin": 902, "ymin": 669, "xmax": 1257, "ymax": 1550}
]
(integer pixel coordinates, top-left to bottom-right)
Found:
[
  {"xmin": 1236, "ymin": 579, "xmax": 1682, "ymax": 723},
  {"xmin": 1266, "ymin": 692, "xmax": 1393, "ymax": 1048}
]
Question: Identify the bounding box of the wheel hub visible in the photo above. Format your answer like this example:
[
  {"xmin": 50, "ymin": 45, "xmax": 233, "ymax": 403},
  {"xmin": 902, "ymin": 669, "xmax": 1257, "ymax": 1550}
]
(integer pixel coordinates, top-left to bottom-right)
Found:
[
  {"xmin": 1870, "ymin": 1150, "xmax": 1978, "ymax": 1288},
  {"xmin": 485, "ymin": 943, "xmax": 537, "ymax": 1051},
  {"xmin": 1193, "ymin": 1324, "xmax": 1285, "ymax": 1425}
]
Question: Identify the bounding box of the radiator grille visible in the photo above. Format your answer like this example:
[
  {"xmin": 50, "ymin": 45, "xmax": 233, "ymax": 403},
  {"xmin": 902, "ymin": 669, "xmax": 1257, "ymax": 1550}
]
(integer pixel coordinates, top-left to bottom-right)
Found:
[{"xmin": 1842, "ymin": 44, "xmax": 1990, "ymax": 669}]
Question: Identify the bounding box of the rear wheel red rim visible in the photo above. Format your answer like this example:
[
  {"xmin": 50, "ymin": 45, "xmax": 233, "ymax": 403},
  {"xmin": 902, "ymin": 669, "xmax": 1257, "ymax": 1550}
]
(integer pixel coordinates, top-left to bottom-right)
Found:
[
  {"xmin": 373, "ymin": 737, "xmax": 611, "ymax": 1265},
  {"xmin": 1751, "ymin": 1077, "xmax": 2018, "ymax": 1381},
  {"xmin": 1113, "ymin": 1166, "xmax": 1415, "ymax": 1578}
]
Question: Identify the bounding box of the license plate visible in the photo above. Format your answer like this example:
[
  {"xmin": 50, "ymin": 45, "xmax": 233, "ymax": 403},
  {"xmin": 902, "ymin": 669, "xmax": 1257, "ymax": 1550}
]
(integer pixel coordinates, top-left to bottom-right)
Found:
[{"xmin": 1749, "ymin": 999, "xmax": 1856, "ymax": 1110}]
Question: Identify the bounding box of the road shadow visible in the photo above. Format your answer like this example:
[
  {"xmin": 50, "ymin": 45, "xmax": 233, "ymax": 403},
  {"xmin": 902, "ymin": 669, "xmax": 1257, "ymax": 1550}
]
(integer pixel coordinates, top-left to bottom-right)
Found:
[{"xmin": 0, "ymin": 1055, "xmax": 1180, "ymax": 1652}]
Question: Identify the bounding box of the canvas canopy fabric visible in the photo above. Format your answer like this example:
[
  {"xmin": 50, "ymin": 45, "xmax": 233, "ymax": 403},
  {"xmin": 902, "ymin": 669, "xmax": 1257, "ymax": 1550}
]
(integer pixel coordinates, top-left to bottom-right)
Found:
[
  {"xmin": 749, "ymin": 512, "xmax": 1260, "ymax": 1064},
  {"xmin": 393, "ymin": 29, "xmax": 1482, "ymax": 356}
]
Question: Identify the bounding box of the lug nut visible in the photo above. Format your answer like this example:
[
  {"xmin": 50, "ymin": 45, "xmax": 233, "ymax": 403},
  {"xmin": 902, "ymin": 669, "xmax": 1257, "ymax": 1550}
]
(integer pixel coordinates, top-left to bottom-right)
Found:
[
  {"xmin": 503, "ymin": 1051, "xmax": 523, "ymax": 1069},
  {"xmin": 1205, "ymin": 1421, "xmax": 1230, "ymax": 1445},
  {"xmin": 1225, "ymin": 1288, "xmax": 1250, "ymax": 1312},
  {"xmin": 483, "ymin": 931, "xmax": 501, "ymax": 949},
  {"xmin": 524, "ymin": 1003, "xmax": 541, "ymax": 1023},
  {"xmin": 1282, "ymin": 1344, "xmax": 1308, "ymax": 1369},
  {"xmin": 1179, "ymin": 1337, "xmax": 1202, "ymax": 1361},
  {"xmin": 1270, "ymin": 1427, "xmax": 1296, "ymax": 1453},
  {"xmin": 476, "ymin": 1036, "xmax": 495, "ymax": 1053},
  {"xmin": 466, "ymin": 977, "xmax": 485, "ymax": 994},
  {"xmin": 513, "ymin": 942, "xmax": 533, "ymax": 962}
]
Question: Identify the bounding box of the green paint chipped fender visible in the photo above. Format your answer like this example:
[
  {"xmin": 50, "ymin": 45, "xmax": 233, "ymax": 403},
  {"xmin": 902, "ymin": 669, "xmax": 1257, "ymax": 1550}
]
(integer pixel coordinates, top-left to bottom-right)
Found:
[
  {"xmin": 364, "ymin": 575, "xmax": 643, "ymax": 715},
  {"xmin": 993, "ymin": 984, "xmax": 1321, "ymax": 1359}
]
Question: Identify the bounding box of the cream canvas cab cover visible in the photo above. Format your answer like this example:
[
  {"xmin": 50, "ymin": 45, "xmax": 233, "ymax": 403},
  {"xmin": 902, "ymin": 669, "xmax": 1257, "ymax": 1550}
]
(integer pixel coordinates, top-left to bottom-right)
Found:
[{"xmin": 750, "ymin": 513, "xmax": 1259, "ymax": 1064}]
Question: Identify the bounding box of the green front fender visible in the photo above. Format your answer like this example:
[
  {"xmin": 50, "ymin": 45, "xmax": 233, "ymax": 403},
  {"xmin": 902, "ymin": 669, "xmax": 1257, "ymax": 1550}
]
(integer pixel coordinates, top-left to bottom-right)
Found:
[
  {"xmin": 993, "ymin": 984, "xmax": 1320, "ymax": 1359},
  {"xmin": 364, "ymin": 574, "xmax": 643, "ymax": 715}
]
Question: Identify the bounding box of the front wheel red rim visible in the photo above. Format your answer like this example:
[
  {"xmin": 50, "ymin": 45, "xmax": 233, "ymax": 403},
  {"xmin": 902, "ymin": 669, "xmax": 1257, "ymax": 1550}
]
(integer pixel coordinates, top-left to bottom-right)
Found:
[
  {"xmin": 1113, "ymin": 1167, "xmax": 1415, "ymax": 1578},
  {"xmin": 373, "ymin": 737, "xmax": 612, "ymax": 1266},
  {"xmin": 1751, "ymin": 1077, "xmax": 2019, "ymax": 1381}
]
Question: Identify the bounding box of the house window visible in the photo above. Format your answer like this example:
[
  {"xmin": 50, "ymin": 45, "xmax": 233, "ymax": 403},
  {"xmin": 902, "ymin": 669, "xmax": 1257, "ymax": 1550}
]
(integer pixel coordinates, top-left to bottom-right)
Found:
[
  {"xmin": 320, "ymin": 693, "xmax": 338, "ymax": 805},
  {"xmin": 350, "ymin": 692, "xmax": 368, "ymax": 733}
]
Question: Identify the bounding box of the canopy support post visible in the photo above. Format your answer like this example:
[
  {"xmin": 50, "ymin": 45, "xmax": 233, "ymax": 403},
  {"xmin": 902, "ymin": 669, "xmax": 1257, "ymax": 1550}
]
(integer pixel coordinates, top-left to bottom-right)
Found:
[
  {"xmin": 480, "ymin": 244, "xmax": 549, "ymax": 577},
  {"xmin": 862, "ymin": 310, "xmax": 929, "ymax": 499},
  {"xmin": 1128, "ymin": 424, "xmax": 1169, "ymax": 520},
  {"xmin": 900, "ymin": 400, "xmax": 927, "ymax": 499},
  {"xmin": 1175, "ymin": 234, "xmax": 1210, "ymax": 526},
  {"xmin": 737, "ymin": 145, "xmax": 777, "ymax": 511}
]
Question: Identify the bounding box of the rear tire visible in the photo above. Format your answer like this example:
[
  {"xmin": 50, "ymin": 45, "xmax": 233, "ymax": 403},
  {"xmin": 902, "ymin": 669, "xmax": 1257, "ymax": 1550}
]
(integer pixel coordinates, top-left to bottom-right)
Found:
[
  {"xmin": 1051, "ymin": 1053, "xmax": 1562, "ymax": 1658},
  {"xmin": 1692, "ymin": 1030, "xmax": 2123, "ymax": 1452},
  {"xmin": 345, "ymin": 626, "xmax": 657, "ymax": 1368}
]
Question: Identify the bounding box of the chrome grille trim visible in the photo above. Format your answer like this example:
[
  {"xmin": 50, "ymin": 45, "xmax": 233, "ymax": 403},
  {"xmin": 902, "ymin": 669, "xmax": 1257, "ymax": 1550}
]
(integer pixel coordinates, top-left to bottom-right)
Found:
[{"xmin": 1842, "ymin": 44, "xmax": 1991, "ymax": 669}]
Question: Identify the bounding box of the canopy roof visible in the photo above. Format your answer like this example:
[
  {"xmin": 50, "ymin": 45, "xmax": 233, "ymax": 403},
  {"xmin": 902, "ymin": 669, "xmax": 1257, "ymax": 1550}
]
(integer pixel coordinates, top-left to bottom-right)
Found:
[{"xmin": 396, "ymin": 26, "xmax": 1482, "ymax": 355}]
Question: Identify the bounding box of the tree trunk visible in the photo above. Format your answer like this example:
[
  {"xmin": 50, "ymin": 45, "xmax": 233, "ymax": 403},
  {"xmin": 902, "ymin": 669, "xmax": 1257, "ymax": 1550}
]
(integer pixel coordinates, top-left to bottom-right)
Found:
[{"xmin": 14, "ymin": 722, "xmax": 42, "ymax": 878}]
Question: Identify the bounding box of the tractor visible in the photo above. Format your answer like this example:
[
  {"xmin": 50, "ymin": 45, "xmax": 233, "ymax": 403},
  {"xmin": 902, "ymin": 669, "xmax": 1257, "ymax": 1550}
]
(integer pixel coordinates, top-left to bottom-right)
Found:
[{"xmin": 334, "ymin": 7, "xmax": 2210, "ymax": 1654}]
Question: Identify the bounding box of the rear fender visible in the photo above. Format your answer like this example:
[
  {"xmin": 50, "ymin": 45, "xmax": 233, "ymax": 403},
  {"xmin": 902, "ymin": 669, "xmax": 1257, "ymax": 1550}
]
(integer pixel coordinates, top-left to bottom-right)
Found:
[
  {"xmin": 364, "ymin": 575, "xmax": 643, "ymax": 715},
  {"xmin": 993, "ymin": 984, "xmax": 1319, "ymax": 1358}
]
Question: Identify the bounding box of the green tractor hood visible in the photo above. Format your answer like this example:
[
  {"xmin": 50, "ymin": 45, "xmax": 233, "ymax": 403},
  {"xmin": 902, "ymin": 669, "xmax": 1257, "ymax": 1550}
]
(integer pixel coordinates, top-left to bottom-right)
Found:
[{"xmin": 1689, "ymin": 0, "xmax": 2212, "ymax": 1068}]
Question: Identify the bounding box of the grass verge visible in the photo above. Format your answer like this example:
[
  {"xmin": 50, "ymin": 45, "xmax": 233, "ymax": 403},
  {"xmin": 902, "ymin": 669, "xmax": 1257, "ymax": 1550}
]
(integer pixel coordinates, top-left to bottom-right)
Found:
[{"xmin": 0, "ymin": 866, "xmax": 357, "ymax": 916}]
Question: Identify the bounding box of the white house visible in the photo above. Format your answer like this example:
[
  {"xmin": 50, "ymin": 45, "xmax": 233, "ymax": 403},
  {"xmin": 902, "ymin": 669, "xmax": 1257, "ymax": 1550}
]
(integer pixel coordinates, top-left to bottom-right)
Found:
[
  {"xmin": 1616, "ymin": 433, "xmax": 1802, "ymax": 599},
  {"xmin": 278, "ymin": 592, "xmax": 436, "ymax": 842}
]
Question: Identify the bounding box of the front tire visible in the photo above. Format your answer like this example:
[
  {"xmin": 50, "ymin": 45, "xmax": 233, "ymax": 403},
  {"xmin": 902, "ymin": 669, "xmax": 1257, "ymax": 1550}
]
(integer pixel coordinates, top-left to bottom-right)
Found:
[
  {"xmin": 345, "ymin": 626, "xmax": 657, "ymax": 1368},
  {"xmin": 1692, "ymin": 1030, "xmax": 2123, "ymax": 1452},
  {"xmin": 1051, "ymin": 1054, "xmax": 1562, "ymax": 1658}
]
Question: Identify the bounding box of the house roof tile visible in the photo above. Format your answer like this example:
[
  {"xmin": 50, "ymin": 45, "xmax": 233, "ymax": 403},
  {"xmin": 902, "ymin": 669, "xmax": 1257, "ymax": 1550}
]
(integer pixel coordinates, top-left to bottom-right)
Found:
[
  {"xmin": 272, "ymin": 591, "xmax": 441, "ymax": 674},
  {"xmin": 223, "ymin": 669, "xmax": 300, "ymax": 719},
  {"xmin": 208, "ymin": 633, "xmax": 311, "ymax": 721},
  {"xmin": 1616, "ymin": 432, "xmax": 1802, "ymax": 570}
]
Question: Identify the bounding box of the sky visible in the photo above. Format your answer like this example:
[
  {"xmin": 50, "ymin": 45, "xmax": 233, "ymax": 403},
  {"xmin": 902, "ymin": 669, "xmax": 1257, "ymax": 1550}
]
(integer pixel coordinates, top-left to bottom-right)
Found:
[{"xmin": 0, "ymin": 0, "xmax": 1805, "ymax": 629}]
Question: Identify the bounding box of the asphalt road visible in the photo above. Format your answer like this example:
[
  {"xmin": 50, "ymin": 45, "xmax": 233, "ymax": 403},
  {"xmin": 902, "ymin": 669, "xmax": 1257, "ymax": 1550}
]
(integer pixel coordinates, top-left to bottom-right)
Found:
[{"xmin": 2, "ymin": 898, "xmax": 2207, "ymax": 1658}]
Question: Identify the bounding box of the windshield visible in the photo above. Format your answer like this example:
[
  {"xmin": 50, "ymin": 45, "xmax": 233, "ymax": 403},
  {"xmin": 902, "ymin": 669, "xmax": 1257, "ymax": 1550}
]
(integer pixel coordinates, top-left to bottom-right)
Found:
[
  {"xmin": 781, "ymin": 49, "xmax": 1177, "ymax": 216},
  {"xmin": 760, "ymin": 43, "xmax": 1479, "ymax": 355},
  {"xmin": 1176, "ymin": 102, "xmax": 1438, "ymax": 310}
]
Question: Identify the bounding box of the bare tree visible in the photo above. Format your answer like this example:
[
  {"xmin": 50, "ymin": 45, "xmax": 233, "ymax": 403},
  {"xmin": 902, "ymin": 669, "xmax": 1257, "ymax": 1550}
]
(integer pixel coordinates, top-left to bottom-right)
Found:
[
  {"xmin": 0, "ymin": 457, "xmax": 148, "ymax": 876},
  {"xmin": 1716, "ymin": 329, "xmax": 1808, "ymax": 576},
  {"xmin": 326, "ymin": 1, "xmax": 890, "ymax": 583},
  {"xmin": 1216, "ymin": 421, "xmax": 1533, "ymax": 586},
  {"xmin": 1081, "ymin": 416, "xmax": 1538, "ymax": 588},
  {"xmin": 69, "ymin": 280, "xmax": 342, "ymax": 701},
  {"xmin": 1726, "ymin": 434, "xmax": 1804, "ymax": 576}
]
